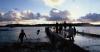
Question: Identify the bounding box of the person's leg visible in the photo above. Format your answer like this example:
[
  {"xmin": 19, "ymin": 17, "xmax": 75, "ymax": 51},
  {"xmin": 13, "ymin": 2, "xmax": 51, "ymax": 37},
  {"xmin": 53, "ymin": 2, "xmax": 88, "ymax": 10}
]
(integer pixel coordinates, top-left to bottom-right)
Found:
[
  {"xmin": 22, "ymin": 39, "xmax": 23, "ymax": 43},
  {"xmin": 20, "ymin": 38, "xmax": 23, "ymax": 44},
  {"xmin": 72, "ymin": 36, "xmax": 74, "ymax": 40}
]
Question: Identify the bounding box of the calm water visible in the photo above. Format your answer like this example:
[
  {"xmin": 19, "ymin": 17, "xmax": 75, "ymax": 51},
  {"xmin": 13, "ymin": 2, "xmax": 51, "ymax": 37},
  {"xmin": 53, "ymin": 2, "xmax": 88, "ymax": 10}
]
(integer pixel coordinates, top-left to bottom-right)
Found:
[
  {"xmin": 0, "ymin": 26, "xmax": 100, "ymax": 52},
  {"xmin": 76, "ymin": 26, "xmax": 100, "ymax": 34},
  {"xmin": 0, "ymin": 27, "xmax": 49, "ymax": 43},
  {"xmin": 75, "ymin": 26, "xmax": 100, "ymax": 52}
]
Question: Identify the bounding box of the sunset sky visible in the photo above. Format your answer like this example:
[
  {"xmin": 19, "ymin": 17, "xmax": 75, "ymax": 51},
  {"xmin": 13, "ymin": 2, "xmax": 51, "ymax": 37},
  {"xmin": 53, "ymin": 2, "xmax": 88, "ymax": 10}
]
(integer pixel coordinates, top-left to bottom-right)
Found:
[{"xmin": 0, "ymin": 0, "xmax": 100, "ymax": 25}]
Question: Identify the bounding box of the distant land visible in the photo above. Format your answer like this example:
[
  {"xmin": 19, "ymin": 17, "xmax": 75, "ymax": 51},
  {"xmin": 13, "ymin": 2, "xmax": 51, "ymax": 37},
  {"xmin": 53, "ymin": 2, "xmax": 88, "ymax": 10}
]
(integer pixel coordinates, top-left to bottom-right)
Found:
[{"xmin": 0, "ymin": 23, "xmax": 100, "ymax": 27}]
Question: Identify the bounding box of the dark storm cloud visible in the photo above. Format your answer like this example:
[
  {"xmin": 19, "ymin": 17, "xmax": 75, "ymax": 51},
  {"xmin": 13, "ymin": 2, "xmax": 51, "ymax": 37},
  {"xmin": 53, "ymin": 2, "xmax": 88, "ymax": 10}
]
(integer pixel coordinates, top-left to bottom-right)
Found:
[
  {"xmin": 47, "ymin": 8, "xmax": 70, "ymax": 21},
  {"xmin": 78, "ymin": 13, "xmax": 100, "ymax": 22}
]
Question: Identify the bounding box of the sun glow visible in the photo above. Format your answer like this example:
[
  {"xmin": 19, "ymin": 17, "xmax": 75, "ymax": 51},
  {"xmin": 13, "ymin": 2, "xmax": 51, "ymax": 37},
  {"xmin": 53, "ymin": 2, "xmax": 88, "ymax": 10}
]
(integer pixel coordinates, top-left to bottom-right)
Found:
[
  {"xmin": 17, "ymin": 19, "xmax": 54, "ymax": 25},
  {"xmin": 90, "ymin": 22, "xmax": 100, "ymax": 25},
  {"xmin": 43, "ymin": 0, "xmax": 65, "ymax": 7}
]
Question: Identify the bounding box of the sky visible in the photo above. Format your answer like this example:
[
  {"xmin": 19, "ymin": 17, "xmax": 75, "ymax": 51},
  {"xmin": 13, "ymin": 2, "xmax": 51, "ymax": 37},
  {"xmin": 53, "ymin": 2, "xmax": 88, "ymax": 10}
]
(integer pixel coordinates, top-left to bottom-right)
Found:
[{"xmin": 0, "ymin": 0, "xmax": 100, "ymax": 25}]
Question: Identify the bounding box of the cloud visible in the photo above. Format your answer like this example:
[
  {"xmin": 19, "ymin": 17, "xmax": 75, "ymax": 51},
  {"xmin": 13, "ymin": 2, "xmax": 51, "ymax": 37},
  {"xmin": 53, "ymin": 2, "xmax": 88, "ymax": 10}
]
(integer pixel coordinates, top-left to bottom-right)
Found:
[
  {"xmin": 0, "ymin": 8, "xmax": 70, "ymax": 22},
  {"xmin": 21, "ymin": 10, "xmax": 37, "ymax": 20},
  {"xmin": 0, "ymin": 12, "xmax": 4, "ymax": 20},
  {"xmin": 43, "ymin": 0, "xmax": 65, "ymax": 7},
  {"xmin": 5, "ymin": 11, "xmax": 21, "ymax": 21},
  {"xmin": 0, "ymin": 9, "xmax": 40, "ymax": 22},
  {"xmin": 0, "ymin": 8, "xmax": 70, "ymax": 25},
  {"xmin": 47, "ymin": 8, "xmax": 70, "ymax": 21},
  {"xmin": 0, "ymin": 9, "xmax": 22, "ymax": 21},
  {"xmin": 78, "ymin": 13, "xmax": 100, "ymax": 22}
]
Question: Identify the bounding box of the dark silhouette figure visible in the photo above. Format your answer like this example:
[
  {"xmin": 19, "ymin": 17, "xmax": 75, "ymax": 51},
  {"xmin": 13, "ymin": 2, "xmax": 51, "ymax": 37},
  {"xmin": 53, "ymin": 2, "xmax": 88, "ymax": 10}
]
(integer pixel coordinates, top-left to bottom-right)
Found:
[
  {"xmin": 45, "ymin": 27, "xmax": 49, "ymax": 35},
  {"xmin": 19, "ymin": 29, "xmax": 26, "ymax": 44},
  {"xmin": 59, "ymin": 24, "xmax": 63, "ymax": 34},
  {"xmin": 55, "ymin": 22, "xmax": 59, "ymax": 33},
  {"xmin": 67, "ymin": 26, "xmax": 74, "ymax": 40},
  {"xmin": 63, "ymin": 21, "xmax": 67, "ymax": 30},
  {"xmin": 37, "ymin": 30, "xmax": 40, "ymax": 35},
  {"xmin": 73, "ymin": 26, "xmax": 77, "ymax": 37}
]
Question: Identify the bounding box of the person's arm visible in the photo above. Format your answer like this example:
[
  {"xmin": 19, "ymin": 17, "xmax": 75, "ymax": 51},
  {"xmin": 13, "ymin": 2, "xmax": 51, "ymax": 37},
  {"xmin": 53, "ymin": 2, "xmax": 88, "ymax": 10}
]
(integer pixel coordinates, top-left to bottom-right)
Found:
[
  {"xmin": 24, "ymin": 33, "xmax": 27, "ymax": 38},
  {"xmin": 18, "ymin": 33, "xmax": 21, "ymax": 41},
  {"xmin": 24, "ymin": 33, "xmax": 28, "ymax": 40}
]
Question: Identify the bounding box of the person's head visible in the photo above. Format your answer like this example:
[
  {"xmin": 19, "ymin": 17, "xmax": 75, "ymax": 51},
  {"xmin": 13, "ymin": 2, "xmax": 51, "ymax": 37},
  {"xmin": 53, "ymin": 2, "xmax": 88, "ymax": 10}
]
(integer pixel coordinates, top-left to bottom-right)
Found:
[
  {"xmin": 21, "ymin": 29, "xmax": 24, "ymax": 32},
  {"xmin": 74, "ymin": 26, "xmax": 76, "ymax": 29},
  {"xmin": 56, "ymin": 22, "xmax": 58, "ymax": 24},
  {"xmin": 64, "ymin": 21, "xmax": 66, "ymax": 24},
  {"xmin": 37, "ymin": 30, "xmax": 40, "ymax": 32}
]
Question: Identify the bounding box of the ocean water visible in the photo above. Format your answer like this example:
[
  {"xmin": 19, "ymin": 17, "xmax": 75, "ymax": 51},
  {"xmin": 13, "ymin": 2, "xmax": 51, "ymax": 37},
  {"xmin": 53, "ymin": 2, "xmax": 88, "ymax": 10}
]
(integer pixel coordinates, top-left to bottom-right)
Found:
[
  {"xmin": 0, "ymin": 26, "xmax": 100, "ymax": 52},
  {"xmin": 0, "ymin": 27, "xmax": 49, "ymax": 43},
  {"xmin": 76, "ymin": 26, "xmax": 100, "ymax": 34},
  {"xmin": 75, "ymin": 26, "xmax": 100, "ymax": 52}
]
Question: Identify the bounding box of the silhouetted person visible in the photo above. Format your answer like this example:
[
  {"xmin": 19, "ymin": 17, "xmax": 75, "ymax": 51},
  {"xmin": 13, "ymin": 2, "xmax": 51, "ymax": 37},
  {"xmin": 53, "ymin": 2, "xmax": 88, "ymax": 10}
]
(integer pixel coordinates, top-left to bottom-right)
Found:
[
  {"xmin": 55, "ymin": 22, "xmax": 59, "ymax": 33},
  {"xmin": 59, "ymin": 24, "xmax": 63, "ymax": 34},
  {"xmin": 73, "ymin": 26, "xmax": 76, "ymax": 37},
  {"xmin": 37, "ymin": 30, "xmax": 40, "ymax": 35},
  {"xmin": 67, "ymin": 26, "xmax": 74, "ymax": 40},
  {"xmin": 63, "ymin": 21, "xmax": 67, "ymax": 30},
  {"xmin": 45, "ymin": 27, "xmax": 50, "ymax": 35},
  {"xmin": 64, "ymin": 32, "xmax": 67, "ymax": 38},
  {"xmin": 19, "ymin": 29, "xmax": 26, "ymax": 44}
]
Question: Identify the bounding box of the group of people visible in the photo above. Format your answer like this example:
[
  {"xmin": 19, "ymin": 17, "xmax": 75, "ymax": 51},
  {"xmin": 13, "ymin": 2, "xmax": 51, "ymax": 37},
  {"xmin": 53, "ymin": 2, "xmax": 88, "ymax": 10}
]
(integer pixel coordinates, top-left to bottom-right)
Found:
[
  {"xmin": 55, "ymin": 21, "xmax": 67, "ymax": 34},
  {"xmin": 54, "ymin": 22, "xmax": 77, "ymax": 41},
  {"xmin": 18, "ymin": 21, "xmax": 77, "ymax": 44},
  {"xmin": 18, "ymin": 29, "xmax": 40, "ymax": 44},
  {"xmin": 67, "ymin": 26, "xmax": 76, "ymax": 40}
]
